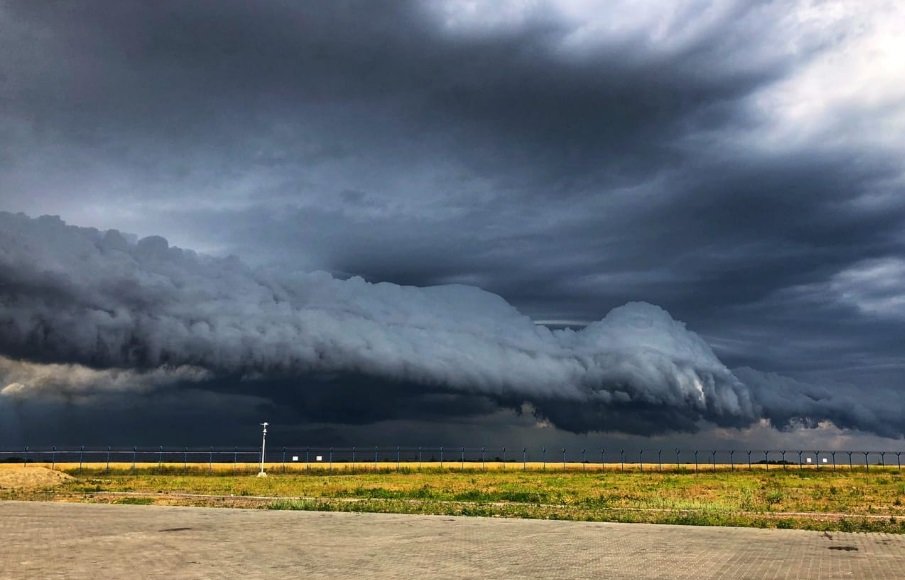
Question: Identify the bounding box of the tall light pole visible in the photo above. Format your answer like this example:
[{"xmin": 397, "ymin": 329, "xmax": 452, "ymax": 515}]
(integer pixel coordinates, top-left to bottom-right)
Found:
[{"xmin": 257, "ymin": 422, "xmax": 269, "ymax": 478}]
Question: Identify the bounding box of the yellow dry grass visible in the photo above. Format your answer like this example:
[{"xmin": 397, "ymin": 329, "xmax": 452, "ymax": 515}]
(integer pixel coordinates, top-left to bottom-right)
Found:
[
  {"xmin": 0, "ymin": 465, "xmax": 72, "ymax": 491},
  {"xmin": 35, "ymin": 461, "xmax": 831, "ymax": 472}
]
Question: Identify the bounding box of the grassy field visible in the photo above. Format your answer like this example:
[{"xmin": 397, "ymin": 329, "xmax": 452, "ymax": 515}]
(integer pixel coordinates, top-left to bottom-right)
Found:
[
  {"xmin": 3, "ymin": 463, "xmax": 904, "ymax": 533},
  {"xmin": 18, "ymin": 459, "xmax": 893, "ymax": 472}
]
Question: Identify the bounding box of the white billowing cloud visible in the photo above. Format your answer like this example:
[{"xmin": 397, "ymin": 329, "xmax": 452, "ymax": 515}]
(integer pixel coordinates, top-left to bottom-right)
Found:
[
  {"xmin": 425, "ymin": 0, "xmax": 828, "ymax": 69},
  {"xmin": 0, "ymin": 355, "xmax": 210, "ymax": 402},
  {"xmin": 0, "ymin": 212, "xmax": 752, "ymax": 424},
  {"xmin": 785, "ymin": 257, "xmax": 905, "ymax": 320},
  {"xmin": 566, "ymin": 305, "xmax": 750, "ymax": 416},
  {"xmin": 827, "ymin": 258, "xmax": 905, "ymax": 319},
  {"xmin": 427, "ymin": 0, "xmax": 735, "ymax": 43},
  {"xmin": 748, "ymin": 0, "xmax": 905, "ymax": 154}
]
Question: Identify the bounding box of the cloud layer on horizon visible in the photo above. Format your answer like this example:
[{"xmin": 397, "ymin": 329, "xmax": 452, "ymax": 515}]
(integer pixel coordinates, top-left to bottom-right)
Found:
[{"xmin": 1, "ymin": 212, "xmax": 902, "ymax": 439}]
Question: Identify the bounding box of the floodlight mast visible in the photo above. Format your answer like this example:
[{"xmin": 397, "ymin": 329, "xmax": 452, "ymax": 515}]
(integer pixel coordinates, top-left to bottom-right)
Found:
[{"xmin": 257, "ymin": 422, "xmax": 269, "ymax": 477}]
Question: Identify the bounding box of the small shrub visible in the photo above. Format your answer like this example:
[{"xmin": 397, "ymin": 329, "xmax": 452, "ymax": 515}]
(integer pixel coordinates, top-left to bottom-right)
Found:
[
  {"xmin": 500, "ymin": 490, "xmax": 546, "ymax": 504},
  {"xmin": 412, "ymin": 485, "xmax": 435, "ymax": 499},
  {"xmin": 115, "ymin": 497, "xmax": 153, "ymax": 505},
  {"xmin": 454, "ymin": 489, "xmax": 487, "ymax": 502}
]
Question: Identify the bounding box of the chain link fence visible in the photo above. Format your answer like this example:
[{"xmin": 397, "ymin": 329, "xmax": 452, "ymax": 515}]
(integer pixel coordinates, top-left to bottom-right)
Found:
[{"xmin": 2, "ymin": 446, "xmax": 903, "ymax": 473}]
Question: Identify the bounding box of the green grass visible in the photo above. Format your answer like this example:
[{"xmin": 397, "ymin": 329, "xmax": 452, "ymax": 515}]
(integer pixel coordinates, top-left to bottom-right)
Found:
[
  {"xmin": 8, "ymin": 466, "xmax": 905, "ymax": 533},
  {"xmin": 112, "ymin": 496, "xmax": 154, "ymax": 505}
]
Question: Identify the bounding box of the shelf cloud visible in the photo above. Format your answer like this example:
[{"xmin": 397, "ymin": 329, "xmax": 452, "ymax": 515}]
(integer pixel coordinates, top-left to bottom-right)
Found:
[{"xmin": 2, "ymin": 212, "xmax": 901, "ymax": 438}]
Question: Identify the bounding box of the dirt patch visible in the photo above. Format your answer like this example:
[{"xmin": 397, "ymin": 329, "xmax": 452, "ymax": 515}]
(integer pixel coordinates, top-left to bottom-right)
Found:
[{"xmin": 0, "ymin": 466, "xmax": 72, "ymax": 491}]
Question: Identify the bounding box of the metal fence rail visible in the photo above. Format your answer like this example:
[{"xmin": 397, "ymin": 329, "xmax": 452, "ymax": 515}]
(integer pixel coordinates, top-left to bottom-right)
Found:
[{"xmin": 1, "ymin": 446, "xmax": 903, "ymax": 472}]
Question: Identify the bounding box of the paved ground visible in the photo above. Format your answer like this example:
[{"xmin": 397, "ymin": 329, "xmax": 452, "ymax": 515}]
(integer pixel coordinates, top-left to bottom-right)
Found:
[{"xmin": 1, "ymin": 502, "xmax": 904, "ymax": 579}]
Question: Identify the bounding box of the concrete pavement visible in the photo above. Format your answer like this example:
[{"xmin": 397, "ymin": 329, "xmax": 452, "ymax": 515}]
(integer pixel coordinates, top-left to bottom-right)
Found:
[{"xmin": 1, "ymin": 501, "xmax": 903, "ymax": 579}]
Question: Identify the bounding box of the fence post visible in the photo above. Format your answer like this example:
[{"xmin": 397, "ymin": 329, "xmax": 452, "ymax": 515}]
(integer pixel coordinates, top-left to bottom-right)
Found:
[
  {"xmin": 374, "ymin": 446, "xmax": 379, "ymax": 468},
  {"xmin": 460, "ymin": 447, "xmax": 465, "ymax": 470},
  {"xmin": 542, "ymin": 447, "xmax": 546, "ymax": 470},
  {"xmin": 329, "ymin": 447, "xmax": 333, "ymax": 471},
  {"xmin": 481, "ymin": 447, "xmax": 486, "ymax": 471},
  {"xmin": 351, "ymin": 446, "xmax": 356, "ymax": 470},
  {"xmin": 581, "ymin": 449, "xmax": 586, "ymax": 471},
  {"xmin": 562, "ymin": 448, "xmax": 566, "ymax": 471},
  {"xmin": 675, "ymin": 449, "xmax": 680, "ymax": 471},
  {"xmin": 51, "ymin": 445, "xmax": 56, "ymax": 471},
  {"xmin": 711, "ymin": 450, "xmax": 716, "ymax": 473},
  {"xmin": 763, "ymin": 451, "xmax": 769, "ymax": 470},
  {"xmin": 729, "ymin": 450, "xmax": 735, "ymax": 471},
  {"xmin": 305, "ymin": 447, "xmax": 310, "ymax": 470},
  {"xmin": 397, "ymin": 446, "xmax": 401, "ymax": 470},
  {"xmin": 159, "ymin": 445, "xmax": 164, "ymax": 469},
  {"xmin": 183, "ymin": 446, "xmax": 188, "ymax": 471},
  {"xmin": 23, "ymin": 445, "xmax": 28, "ymax": 468},
  {"xmin": 209, "ymin": 446, "xmax": 213, "ymax": 472},
  {"xmin": 781, "ymin": 450, "xmax": 787, "ymax": 470},
  {"xmin": 864, "ymin": 451, "xmax": 870, "ymax": 472},
  {"xmin": 815, "ymin": 450, "xmax": 821, "ymax": 470},
  {"xmin": 502, "ymin": 447, "xmax": 507, "ymax": 469},
  {"xmin": 880, "ymin": 452, "xmax": 887, "ymax": 467},
  {"xmin": 897, "ymin": 452, "xmax": 902, "ymax": 472},
  {"xmin": 658, "ymin": 449, "xmax": 662, "ymax": 472},
  {"xmin": 798, "ymin": 450, "xmax": 803, "ymax": 471},
  {"xmin": 106, "ymin": 446, "xmax": 111, "ymax": 472},
  {"xmin": 233, "ymin": 446, "xmax": 238, "ymax": 474},
  {"xmin": 282, "ymin": 447, "xmax": 286, "ymax": 473},
  {"xmin": 601, "ymin": 448, "xmax": 605, "ymax": 471},
  {"xmin": 747, "ymin": 450, "xmax": 752, "ymax": 471},
  {"xmin": 639, "ymin": 449, "xmax": 643, "ymax": 473},
  {"xmin": 418, "ymin": 446, "xmax": 422, "ymax": 465},
  {"xmin": 620, "ymin": 449, "xmax": 625, "ymax": 473},
  {"xmin": 440, "ymin": 446, "xmax": 444, "ymax": 468},
  {"xmin": 831, "ymin": 451, "xmax": 836, "ymax": 472},
  {"xmin": 847, "ymin": 451, "xmax": 853, "ymax": 471},
  {"xmin": 79, "ymin": 445, "xmax": 84, "ymax": 473},
  {"xmin": 693, "ymin": 450, "xmax": 698, "ymax": 474},
  {"xmin": 522, "ymin": 448, "xmax": 527, "ymax": 471}
]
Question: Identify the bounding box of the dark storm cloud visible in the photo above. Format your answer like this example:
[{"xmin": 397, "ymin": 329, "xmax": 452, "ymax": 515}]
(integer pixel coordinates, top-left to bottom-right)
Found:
[
  {"xmin": 1, "ymin": 1, "xmax": 904, "ymax": 444},
  {"xmin": 0, "ymin": 0, "xmax": 834, "ymax": 212},
  {"xmin": 734, "ymin": 367, "xmax": 905, "ymax": 440},
  {"xmin": 0, "ymin": 212, "xmax": 755, "ymax": 421},
  {"xmin": 0, "ymin": 0, "xmax": 784, "ymax": 153}
]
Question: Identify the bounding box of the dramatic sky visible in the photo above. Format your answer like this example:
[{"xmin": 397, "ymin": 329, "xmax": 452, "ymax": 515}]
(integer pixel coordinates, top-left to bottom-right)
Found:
[{"xmin": 1, "ymin": 0, "xmax": 904, "ymax": 453}]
